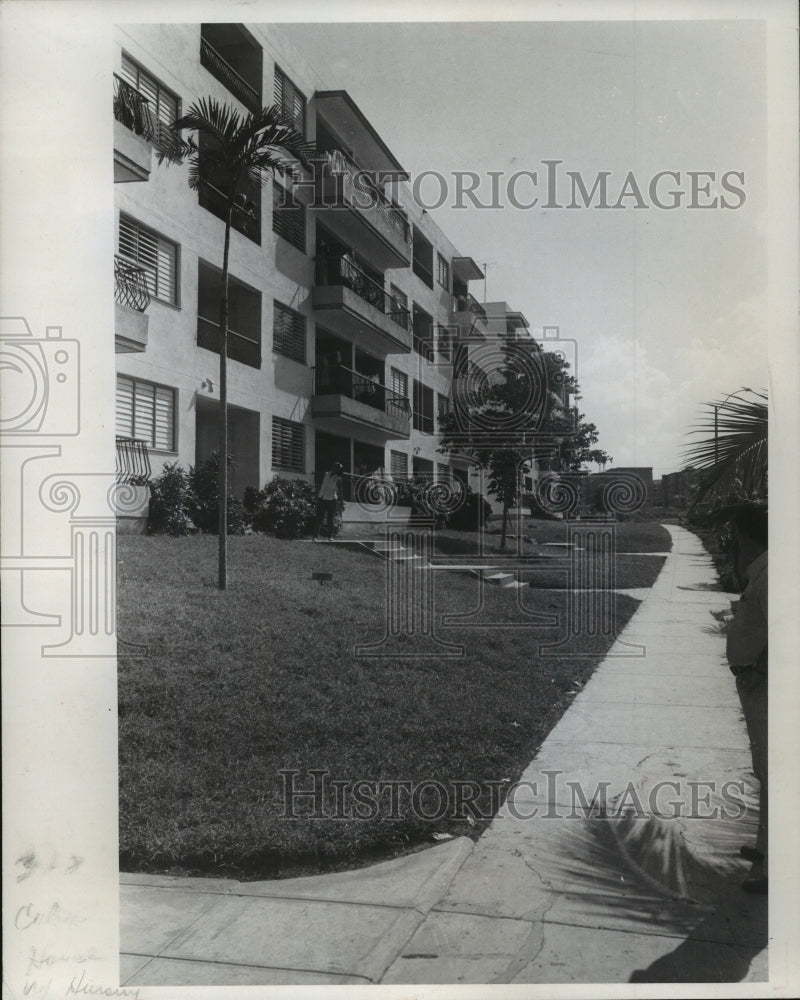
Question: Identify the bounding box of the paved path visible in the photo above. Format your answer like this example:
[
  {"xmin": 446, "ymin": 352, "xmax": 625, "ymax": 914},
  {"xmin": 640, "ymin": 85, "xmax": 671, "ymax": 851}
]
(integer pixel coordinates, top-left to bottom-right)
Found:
[{"xmin": 120, "ymin": 526, "xmax": 767, "ymax": 986}]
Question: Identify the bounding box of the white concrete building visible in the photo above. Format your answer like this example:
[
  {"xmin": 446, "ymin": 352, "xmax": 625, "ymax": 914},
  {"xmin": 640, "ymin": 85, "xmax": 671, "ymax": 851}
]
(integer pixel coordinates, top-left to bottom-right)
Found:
[{"xmin": 113, "ymin": 22, "xmax": 533, "ymax": 525}]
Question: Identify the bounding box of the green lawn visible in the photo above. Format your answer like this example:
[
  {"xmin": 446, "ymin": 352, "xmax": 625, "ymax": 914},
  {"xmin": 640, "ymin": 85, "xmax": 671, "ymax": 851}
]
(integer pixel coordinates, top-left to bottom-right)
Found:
[{"xmin": 118, "ymin": 532, "xmax": 656, "ymax": 879}]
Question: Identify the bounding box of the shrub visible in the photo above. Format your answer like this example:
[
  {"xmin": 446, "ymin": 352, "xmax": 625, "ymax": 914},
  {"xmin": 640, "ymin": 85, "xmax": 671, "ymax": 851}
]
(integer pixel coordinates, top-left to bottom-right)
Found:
[
  {"xmin": 249, "ymin": 477, "xmax": 317, "ymax": 539},
  {"xmin": 188, "ymin": 454, "xmax": 251, "ymax": 535},
  {"xmin": 147, "ymin": 463, "xmax": 198, "ymax": 536},
  {"xmin": 446, "ymin": 485, "xmax": 492, "ymax": 532},
  {"xmin": 147, "ymin": 456, "xmax": 250, "ymax": 536}
]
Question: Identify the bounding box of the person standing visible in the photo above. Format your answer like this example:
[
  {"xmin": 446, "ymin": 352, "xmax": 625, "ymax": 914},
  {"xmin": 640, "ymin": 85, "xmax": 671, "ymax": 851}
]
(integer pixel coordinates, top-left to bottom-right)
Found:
[
  {"xmin": 726, "ymin": 505, "xmax": 768, "ymax": 894},
  {"xmin": 314, "ymin": 462, "xmax": 344, "ymax": 540}
]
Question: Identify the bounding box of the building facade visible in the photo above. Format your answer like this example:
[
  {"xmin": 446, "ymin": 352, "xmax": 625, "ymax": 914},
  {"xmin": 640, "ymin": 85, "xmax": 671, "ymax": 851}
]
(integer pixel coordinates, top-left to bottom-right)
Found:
[{"xmin": 113, "ymin": 23, "xmax": 535, "ymax": 524}]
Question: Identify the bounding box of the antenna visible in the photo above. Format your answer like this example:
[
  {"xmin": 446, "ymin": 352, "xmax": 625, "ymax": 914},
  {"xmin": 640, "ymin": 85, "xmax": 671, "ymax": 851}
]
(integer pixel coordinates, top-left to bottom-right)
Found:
[{"xmin": 481, "ymin": 260, "xmax": 497, "ymax": 303}]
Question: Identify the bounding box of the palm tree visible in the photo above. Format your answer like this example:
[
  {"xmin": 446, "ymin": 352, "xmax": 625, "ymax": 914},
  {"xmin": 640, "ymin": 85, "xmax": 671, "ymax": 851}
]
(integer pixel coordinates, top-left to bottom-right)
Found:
[
  {"xmin": 683, "ymin": 388, "xmax": 767, "ymax": 512},
  {"xmin": 160, "ymin": 99, "xmax": 314, "ymax": 588}
]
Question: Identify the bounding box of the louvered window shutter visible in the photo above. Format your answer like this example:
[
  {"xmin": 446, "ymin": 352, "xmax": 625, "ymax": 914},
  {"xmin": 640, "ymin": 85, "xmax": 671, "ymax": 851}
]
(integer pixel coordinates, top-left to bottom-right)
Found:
[
  {"xmin": 390, "ymin": 450, "xmax": 408, "ymax": 480},
  {"xmin": 153, "ymin": 386, "xmax": 174, "ymax": 450},
  {"xmin": 116, "ymin": 375, "xmax": 175, "ymax": 450},
  {"xmin": 391, "ymin": 368, "xmax": 408, "ymax": 399},
  {"xmin": 272, "ymin": 417, "xmax": 305, "ymax": 472},
  {"xmin": 118, "ymin": 215, "xmax": 178, "ymax": 304},
  {"xmin": 116, "ymin": 376, "xmax": 135, "ymax": 438},
  {"xmin": 133, "ymin": 382, "xmax": 156, "ymax": 442},
  {"xmin": 273, "ymin": 302, "xmax": 306, "ymax": 363}
]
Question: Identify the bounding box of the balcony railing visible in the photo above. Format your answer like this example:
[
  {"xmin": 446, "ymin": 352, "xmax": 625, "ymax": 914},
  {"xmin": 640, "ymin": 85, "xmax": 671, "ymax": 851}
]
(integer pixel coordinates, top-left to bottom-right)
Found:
[
  {"xmin": 316, "ymin": 253, "xmax": 386, "ymax": 311},
  {"xmin": 114, "ymin": 255, "xmax": 151, "ymax": 312},
  {"xmin": 199, "ymin": 179, "xmax": 261, "ymax": 242},
  {"xmin": 200, "ymin": 37, "xmax": 261, "ymax": 112},
  {"xmin": 386, "ymin": 301, "xmax": 412, "ymax": 331},
  {"xmin": 113, "ymin": 74, "xmax": 182, "ymax": 162},
  {"xmin": 453, "ymin": 292, "xmax": 487, "ymax": 322},
  {"xmin": 314, "ymin": 362, "xmax": 411, "ymax": 419},
  {"xmin": 323, "ymin": 149, "xmax": 410, "ymax": 243},
  {"xmin": 316, "ymin": 255, "xmax": 413, "ymax": 335},
  {"xmin": 197, "ymin": 315, "xmax": 261, "ymax": 368},
  {"xmin": 116, "ymin": 437, "xmax": 151, "ymax": 485}
]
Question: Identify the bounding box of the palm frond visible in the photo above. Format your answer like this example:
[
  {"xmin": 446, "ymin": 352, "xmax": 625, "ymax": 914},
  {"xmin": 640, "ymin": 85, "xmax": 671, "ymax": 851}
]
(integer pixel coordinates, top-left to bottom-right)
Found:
[
  {"xmin": 683, "ymin": 389, "xmax": 767, "ymax": 508},
  {"xmin": 163, "ymin": 97, "xmax": 315, "ymax": 193}
]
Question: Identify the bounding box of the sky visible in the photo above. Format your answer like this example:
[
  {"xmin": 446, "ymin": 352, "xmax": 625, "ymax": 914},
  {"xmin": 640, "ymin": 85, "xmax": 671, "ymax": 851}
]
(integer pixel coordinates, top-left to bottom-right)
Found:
[{"xmin": 280, "ymin": 18, "xmax": 767, "ymax": 476}]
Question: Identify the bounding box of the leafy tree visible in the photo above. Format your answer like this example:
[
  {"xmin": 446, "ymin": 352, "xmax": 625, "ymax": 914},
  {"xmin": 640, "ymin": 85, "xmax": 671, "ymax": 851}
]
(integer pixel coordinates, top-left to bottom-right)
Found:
[
  {"xmin": 159, "ymin": 98, "xmax": 314, "ymax": 587},
  {"xmin": 438, "ymin": 338, "xmax": 609, "ymax": 549}
]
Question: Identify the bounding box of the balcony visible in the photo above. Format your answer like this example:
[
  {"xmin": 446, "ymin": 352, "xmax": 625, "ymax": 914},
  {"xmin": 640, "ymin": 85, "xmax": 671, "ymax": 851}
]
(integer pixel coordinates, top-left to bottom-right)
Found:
[
  {"xmin": 197, "ymin": 316, "xmax": 261, "ymax": 369},
  {"xmin": 451, "ymin": 292, "xmax": 488, "ymax": 341},
  {"xmin": 199, "ymin": 179, "xmax": 261, "ymax": 243},
  {"xmin": 314, "ymin": 150, "xmax": 411, "ymax": 269},
  {"xmin": 312, "ymin": 365, "xmax": 411, "ymax": 442},
  {"xmin": 114, "ymin": 255, "xmax": 149, "ymax": 353},
  {"xmin": 113, "ymin": 75, "xmax": 180, "ymax": 182},
  {"xmin": 113, "ymin": 75, "xmax": 154, "ymax": 181},
  {"xmin": 312, "ymin": 254, "xmax": 412, "ymax": 355},
  {"xmin": 199, "ymin": 29, "xmax": 262, "ymax": 113}
]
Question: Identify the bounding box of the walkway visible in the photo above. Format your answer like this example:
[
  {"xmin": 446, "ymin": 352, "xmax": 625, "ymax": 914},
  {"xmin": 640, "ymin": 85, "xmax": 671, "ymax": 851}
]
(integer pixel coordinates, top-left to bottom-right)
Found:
[{"xmin": 120, "ymin": 525, "xmax": 767, "ymax": 986}]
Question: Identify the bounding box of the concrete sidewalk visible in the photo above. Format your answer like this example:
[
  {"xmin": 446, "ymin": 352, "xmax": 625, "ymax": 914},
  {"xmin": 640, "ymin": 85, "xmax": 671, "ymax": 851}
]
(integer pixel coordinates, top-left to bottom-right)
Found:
[{"xmin": 120, "ymin": 525, "xmax": 767, "ymax": 986}]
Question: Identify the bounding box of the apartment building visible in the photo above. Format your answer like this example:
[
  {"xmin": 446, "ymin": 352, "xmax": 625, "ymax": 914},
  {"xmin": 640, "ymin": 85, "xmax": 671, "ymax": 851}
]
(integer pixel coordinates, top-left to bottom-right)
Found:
[{"xmin": 113, "ymin": 22, "xmax": 532, "ymax": 525}]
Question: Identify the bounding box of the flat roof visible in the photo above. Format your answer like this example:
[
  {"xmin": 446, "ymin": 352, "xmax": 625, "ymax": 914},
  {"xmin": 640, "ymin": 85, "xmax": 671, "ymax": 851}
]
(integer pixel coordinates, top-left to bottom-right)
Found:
[{"xmin": 314, "ymin": 90, "xmax": 408, "ymax": 177}]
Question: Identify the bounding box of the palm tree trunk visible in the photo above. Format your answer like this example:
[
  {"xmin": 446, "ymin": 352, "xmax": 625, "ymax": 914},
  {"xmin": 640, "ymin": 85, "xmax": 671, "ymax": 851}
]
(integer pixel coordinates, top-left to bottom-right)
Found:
[
  {"xmin": 500, "ymin": 495, "xmax": 509, "ymax": 551},
  {"xmin": 218, "ymin": 207, "xmax": 232, "ymax": 590}
]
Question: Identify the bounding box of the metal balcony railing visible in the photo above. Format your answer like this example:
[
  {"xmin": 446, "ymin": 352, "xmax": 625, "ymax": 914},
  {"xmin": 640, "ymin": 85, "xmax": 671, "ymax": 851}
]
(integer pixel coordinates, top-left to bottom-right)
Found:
[
  {"xmin": 114, "ymin": 74, "xmax": 158, "ymax": 140},
  {"xmin": 197, "ymin": 315, "xmax": 261, "ymax": 369},
  {"xmin": 200, "ymin": 37, "xmax": 261, "ymax": 112},
  {"xmin": 452, "ymin": 292, "xmax": 487, "ymax": 322},
  {"xmin": 324, "ymin": 149, "xmax": 410, "ymax": 244},
  {"xmin": 113, "ymin": 74, "xmax": 182, "ymax": 162},
  {"xmin": 199, "ymin": 179, "xmax": 261, "ymax": 242},
  {"xmin": 316, "ymin": 253, "xmax": 386, "ymax": 312},
  {"xmin": 313, "ymin": 363, "xmax": 411, "ymax": 420},
  {"xmin": 116, "ymin": 437, "xmax": 151, "ymax": 485},
  {"xmin": 386, "ymin": 301, "xmax": 412, "ymax": 331},
  {"xmin": 114, "ymin": 255, "xmax": 151, "ymax": 312}
]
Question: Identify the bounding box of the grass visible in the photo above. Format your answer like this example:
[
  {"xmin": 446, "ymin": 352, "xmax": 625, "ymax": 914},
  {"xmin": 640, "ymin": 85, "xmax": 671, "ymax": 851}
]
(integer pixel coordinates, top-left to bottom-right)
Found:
[{"xmin": 118, "ymin": 529, "xmax": 662, "ymax": 879}]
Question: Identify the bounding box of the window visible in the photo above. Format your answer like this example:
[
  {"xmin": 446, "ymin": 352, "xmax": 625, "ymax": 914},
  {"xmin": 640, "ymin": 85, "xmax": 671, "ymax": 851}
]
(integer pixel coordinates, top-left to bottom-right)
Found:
[
  {"xmin": 272, "ymin": 181, "xmax": 306, "ymax": 252},
  {"xmin": 118, "ymin": 215, "xmax": 178, "ymax": 304},
  {"xmin": 412, "ymin": 228, "xmax": 433, "ymax": 287},
  {"xmin": 116, "ymin": 375, "xmax": 175, "ymax": 451},
  {"xmin": 437, "ymin": 392, "xmax": 451, "ymax": 424},
  {"xmin": 120, "ymin": 53, "xmax": 179, "ymax": 130},
  {"xmin": 413, "ymin": 380, "xmax": 434, "ymax": 433},
  {"xmin": 272, "ymin": 416, "xmax": 305, "ymax": 472},
  {"xmin": 274, "ymin": 66, "xmax": 306, "ymax": 137},
  {"xmin": 437, "ymin": 463, "xmax": 451, "ymax": 482},
  {"xmin": 390, "ymin": 450, "xmax": 408, "ymax": 480},
  {"xmin": 437, "ymin": 253, "xmax": 450, "ymax": 290},
  {"xmin": 436, "ymin": 324, "xmax": 453, "ymax": 360},
  {"xmin": 390, "ymin": 285, "xmax": 408, "ymax": 310},
  {"xmin": 412, "ymin": 304, "xmax": 434, "ymax": 361},
  {"xmin": 197, "ymin": 259, "xmax": 261, "ymax": 368},
  {"xmin": 390, "ymin": 367, "xmax": 408, "ymax": 401},
  {"xmin": 273, "ymin": 301, "xmax": 306, "ymax": 363}
]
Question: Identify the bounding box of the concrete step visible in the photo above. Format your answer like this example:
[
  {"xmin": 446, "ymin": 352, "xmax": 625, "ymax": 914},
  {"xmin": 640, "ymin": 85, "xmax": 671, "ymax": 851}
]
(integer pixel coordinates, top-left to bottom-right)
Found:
[{"xmin": 482, "ymin": 571, "xmax": 526, "ymax": 589}]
